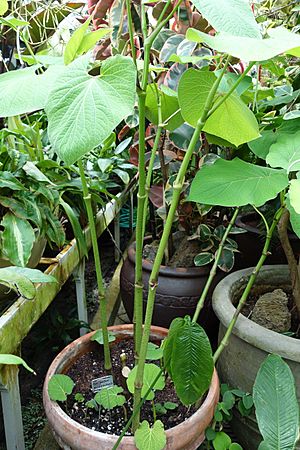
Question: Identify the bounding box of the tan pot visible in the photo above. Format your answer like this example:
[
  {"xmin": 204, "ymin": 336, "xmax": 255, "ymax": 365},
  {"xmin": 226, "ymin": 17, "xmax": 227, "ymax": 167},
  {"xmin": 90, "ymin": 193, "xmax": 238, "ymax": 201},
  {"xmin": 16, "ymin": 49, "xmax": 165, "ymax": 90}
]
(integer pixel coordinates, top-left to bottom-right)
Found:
[{"xmin": 43, "ymin": 324, "xmax": 219, "ymax": 450}]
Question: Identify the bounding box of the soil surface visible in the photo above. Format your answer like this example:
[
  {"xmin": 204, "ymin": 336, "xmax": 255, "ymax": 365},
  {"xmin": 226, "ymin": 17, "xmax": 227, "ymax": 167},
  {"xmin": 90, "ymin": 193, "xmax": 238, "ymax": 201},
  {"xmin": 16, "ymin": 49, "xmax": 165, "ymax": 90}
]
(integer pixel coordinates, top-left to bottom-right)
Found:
[
  {"xmin": 143, "ymin": 232, "xmax": 201, "ymax": 268},
  {"xmin": 239, "ymin": 285, "xmax": 300, "ymax": 338},
  {"xmin": 64, "ymin": 338, "xmax": 196, "ymax": 436}
]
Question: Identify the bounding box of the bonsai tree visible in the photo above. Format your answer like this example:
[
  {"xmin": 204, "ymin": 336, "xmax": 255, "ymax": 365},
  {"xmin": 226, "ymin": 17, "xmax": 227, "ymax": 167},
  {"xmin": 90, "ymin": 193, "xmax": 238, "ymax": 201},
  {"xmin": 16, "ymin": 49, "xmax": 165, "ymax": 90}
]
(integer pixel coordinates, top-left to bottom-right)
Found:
[{"xmin": 1, "ymin": 0, "xmax": 300, "ymax": 447}]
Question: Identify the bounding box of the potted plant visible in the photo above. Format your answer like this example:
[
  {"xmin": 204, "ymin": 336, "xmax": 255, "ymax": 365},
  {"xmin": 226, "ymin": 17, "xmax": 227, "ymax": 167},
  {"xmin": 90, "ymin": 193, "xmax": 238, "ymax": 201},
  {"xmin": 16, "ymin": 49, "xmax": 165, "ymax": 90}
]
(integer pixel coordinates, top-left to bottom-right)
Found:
[{"xmin": 2, "ymin": 0, "xmax": 300, "ymax": 448}]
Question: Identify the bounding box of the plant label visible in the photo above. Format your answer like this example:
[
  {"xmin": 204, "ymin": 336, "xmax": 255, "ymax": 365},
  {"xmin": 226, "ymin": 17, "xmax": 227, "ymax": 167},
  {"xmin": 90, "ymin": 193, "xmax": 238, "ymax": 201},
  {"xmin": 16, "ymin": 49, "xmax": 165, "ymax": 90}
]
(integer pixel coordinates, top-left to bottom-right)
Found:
[{"xmin": 91, "ymin": 375, "xmax": 114, "ymax": 393}]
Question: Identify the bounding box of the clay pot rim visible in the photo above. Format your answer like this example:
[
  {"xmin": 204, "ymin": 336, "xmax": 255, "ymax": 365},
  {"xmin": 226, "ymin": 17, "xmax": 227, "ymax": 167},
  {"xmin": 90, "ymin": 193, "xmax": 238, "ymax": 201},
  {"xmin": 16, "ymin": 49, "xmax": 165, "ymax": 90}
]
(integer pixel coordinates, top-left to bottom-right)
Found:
[
  {"xmin": 128, "ymin": 236, "xmax": 211, "ymax": 278},
  {"xmin": 212, "ymin": 265, "xmax": 300, "ymax": 362},
  {"xmin": 43, "ymin": 324, "xmax": 219, "ymax": 444},
  {"xmin": 236, "ymin": 212, "xmax": 298, "ymax": 241}
]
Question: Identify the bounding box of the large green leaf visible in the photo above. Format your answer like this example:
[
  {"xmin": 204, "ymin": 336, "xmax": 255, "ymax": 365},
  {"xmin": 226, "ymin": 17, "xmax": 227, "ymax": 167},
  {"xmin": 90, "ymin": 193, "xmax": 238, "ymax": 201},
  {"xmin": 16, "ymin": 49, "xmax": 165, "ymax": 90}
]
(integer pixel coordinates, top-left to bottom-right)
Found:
[
  {"xmin": 48, "ymin": 374, "xmax": 74, "ymax": 402},
  {"xmin": 186, "ymin": 27, "xmax": 300, "ymax": 62},
  {"xmin": 145, "ymin": 84, "xmax": 183, "ymax": 131},
  {"xmin": 46, "ymin": 55, "xmax": 136, "ymax": 165},
  {"xmin": 191, "ymin": 0, "xmax": 261, "ymax": 38},
  {"xmin": 0, "ymin": 354, "xmax": 35, "ymax": 373},
  {"xmin": 248, "ymin": 130, "xmax": 278, "ymax": 160},
  {"xmin": 0, "ymin": 65, "xmax": 65, "ymax": 118},
  {"xmin": 267, "ymin": 131, "xmax": 300, "ymax": 172},
  {"xmin": 253, "ymin": 354, "xmax": 299, "ymax": 450},
  {"xmin": 204, "ymin": 94, "xmax": 260, "ymax": 147},
  {"xmin": 289, "ymin": 179, "xmax": 300, "ymax": 214},
  {"xmin": 178, "ymin": 68, "xmax": 216, "ymax": 126},
  {"xmin": 163, "ymin": 316, "xmax": 214, "ymax": 405},
  {"xmin": 127, "ymin": 364, "xmax": 165, "ymax": 401},
  {"xmin": 188, "ymin": 158, "xmax": 289, "ymax": 207},
  {"xmin": 135, "ymin": 420, "xmax": 166, "ymax": 450},
  {"xmin": 1, "ymin": 213, "xmax": 35, "ymax": 267}
]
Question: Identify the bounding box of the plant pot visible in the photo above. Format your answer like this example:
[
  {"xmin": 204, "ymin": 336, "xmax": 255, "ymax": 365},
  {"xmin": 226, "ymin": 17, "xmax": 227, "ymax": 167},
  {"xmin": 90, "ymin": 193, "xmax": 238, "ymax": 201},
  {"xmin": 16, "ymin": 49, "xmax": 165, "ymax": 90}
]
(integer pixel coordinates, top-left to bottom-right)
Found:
[
  {"xmin": 0, "ymin": 236, "xmax": 47, "ymax": 300},
  {"xmin": 234, "ymin": 212, "xmax": 300, "ymax": 268},
  {"xmin": 212, "ymin": 265, "xmax": 300, "ymax": 450},
  {"xmin": 43, "ymin": 324, "xmax": 220, "ymax": 450},
  {"xmin": 120, "ymin": 239, "xmax": 226, "ymax": 344}
]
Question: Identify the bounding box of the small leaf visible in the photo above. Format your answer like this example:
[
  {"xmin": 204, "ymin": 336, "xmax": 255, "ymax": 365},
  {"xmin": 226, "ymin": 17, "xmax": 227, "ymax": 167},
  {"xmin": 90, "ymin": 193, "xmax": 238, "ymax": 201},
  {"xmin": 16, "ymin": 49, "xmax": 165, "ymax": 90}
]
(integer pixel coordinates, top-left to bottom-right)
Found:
[
  {"xmin": 48, "ymin": 374, "xmax": 74, "ymax": 401},
  {"xmin": 242, "ymin": 394, "xmax": 253, "ymax": 410},
  {"xmin": 64, "ymin": 17, "xmax": 91, "ymax": 65},
  {"xmin": 135, "ymin": 420, "xmax": 166, "ymax": 450},
  {"xmin": 23, "ymin": 161, "xmax": 53, "ymax": 183},
  {"xmin": 0, "ymin": 0, "xmax": 8, "ymax": 16},
  {"xmin": 4, "ymin": 267, "xmax": 56, "ymax": 283},
  {"xmin": 91, "ymin": 330, "xmax": 116, "ymax": 345},
  {"xmin": 229, "ymin": 444, "xmax": 243, "ymax": 450},
  {"xmin": 223, "ymin": 391, "xmax": 235, "ymax": 410},
  {"xmin": 164, "ymin": 401, "xmax": 178, "ymax": 410},
  {"xmin": 206, "ymin": 427, "xmax": 217, "ymax": 441},
  {"xmin": 213, "ymin": 431, "xmax": 232, "ymax": 450},
  {"xmin": 1, "ymin": 213, "xmax": 35, "ymax": 267},
  {"xmin": 127, "ymin": 364, "xmax": 165, "ymax": 401},
  {"xmin": 75, "ymin": 393, "xmax": 84, "ymax": 402},
  {"xmin": 218, "ymin": 249, "xmax": 235, "ymax": 273},
  {"xmin": 194, "ymin": 252, "xmax": 214, "ymax": 267},
  {"xmin": 155, "ymin": 403, "xmax": 167, "ymax": 415},
  {"xmin": 0, "ymin": 354, "xmax": 35, "ymax": 373},
  {"xmin": 146, "ymin": 342, "xmax": 164, "ymax": 360},
  {"xmin": 94, "ymin": 386, "xmax": 125, "ymax": 409}
]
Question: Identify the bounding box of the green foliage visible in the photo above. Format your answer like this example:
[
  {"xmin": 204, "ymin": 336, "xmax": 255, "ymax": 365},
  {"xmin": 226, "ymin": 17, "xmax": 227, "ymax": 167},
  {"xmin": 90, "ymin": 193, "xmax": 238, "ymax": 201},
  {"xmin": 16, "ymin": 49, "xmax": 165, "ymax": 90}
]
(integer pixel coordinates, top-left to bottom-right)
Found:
[
  {"xmin": 146, "ymin": 342, "xmax": 163, "ymax": 360},
  {"xmin": 145, "ymin": 84, "xmax": 183, "ymax": 131},
  {"xmin": 94, "ymin": 386, "xmax": 126, "ymax": 409},
  {"xmin": 186, "ymin": 27, "xmax": 300, "ymax": 62},
  {"xmin": 191, "ymin": 0, "xmax": 261, "ymax": 38},
  {"xmin": 155, "ymin": 401, "xmax": 178, "ymax": 415},
  {"xmin": 0, "ymin": 354, "xmax": 35, "ymax": 373},
  {"xmin": 164, "ymin": 316, "xmax": 214, "ymax": 405},
  {"xmin": 91, "ymin": 330, "xmax": 116, "ymax": 345},
  {"xmin": 253, "ymin": 354, "xmax": 299, "ymax": 450},
  {"xmin": 74, "ymin": 393, "xmax": 85, "ymax": 403},
  {"xmin": 135, "ymin": 420, "xmax": 166, "ymax": 450},
  {"xmin": 0, "ymin": 267, "xmax": 56, "ymax": 300},
  {"xmin": 127, "ymin": 364, "xmax": 165, "ymax": 401},
  {"xmin": 266, "ymin": 131, "xmax": 300, "ymax": 172},
  {"xmin": 1, "ymin": 212, "xmax": 35, "ymax": 267},
  {"xmin": 189, "ymin": 158, "xmax": 289, "ymax": 207},
  {"xmin": 248, "ymin": 131, "xmax": 278, "ymax": 160},
  {"xmin": 48, "ymin": 374, "xmax": 74, "ymax": 402},
  {"xmin": 0, "ymin": 65, "xmax": 65, "ymax": 118},
  {"xmin": 46, "ymin": 54, "xmax": 136, "ymax": 165},
  {"xmin": 0, "ymin": 0, "xmax": 8, "ymax": 15}
]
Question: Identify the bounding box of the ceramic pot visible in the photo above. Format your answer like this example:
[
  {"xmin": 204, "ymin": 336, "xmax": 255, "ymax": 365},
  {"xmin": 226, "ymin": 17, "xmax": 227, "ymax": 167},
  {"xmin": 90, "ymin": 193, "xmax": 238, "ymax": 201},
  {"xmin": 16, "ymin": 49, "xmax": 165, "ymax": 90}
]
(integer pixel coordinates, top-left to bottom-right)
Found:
[
  {"xmin": 212, "ymin": 265, "xmax": 300, "ymax": 449},
  {"xmin": 120, "ymin": 239, "xmax": 226, "ymax": 344},
  {"xmin": 234, "ymin": 212, "xmax": 300, "ymax": 268},
  {"xmin": 43, "ymin": 324, "xmax": 219, "ymax": 450}
]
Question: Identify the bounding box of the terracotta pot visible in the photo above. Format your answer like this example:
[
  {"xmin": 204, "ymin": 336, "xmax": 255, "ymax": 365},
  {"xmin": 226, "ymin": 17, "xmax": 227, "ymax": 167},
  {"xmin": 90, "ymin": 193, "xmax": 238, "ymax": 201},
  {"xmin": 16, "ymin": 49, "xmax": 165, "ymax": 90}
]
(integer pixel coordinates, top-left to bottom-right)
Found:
[
  {"xmin": 234, "ymin": 212, "xmax": 300, "ymax": 269},
  {"xmin": 43, "ymin": 324, "xmax": 219, "ymax": 450},
  {"xmin": 212, "ymin": 265, "xmax": 300, "ymax": 449},
  {"xmin": 120, "ymin": 239, "xmax": 226, "ymax": 344}
]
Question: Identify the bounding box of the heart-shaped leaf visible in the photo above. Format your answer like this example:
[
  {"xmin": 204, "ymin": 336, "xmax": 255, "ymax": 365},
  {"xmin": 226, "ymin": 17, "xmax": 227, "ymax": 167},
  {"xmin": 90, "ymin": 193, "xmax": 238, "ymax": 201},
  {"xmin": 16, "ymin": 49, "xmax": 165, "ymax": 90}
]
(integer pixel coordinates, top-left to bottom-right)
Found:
[
  {"xmin": 186, "ymin": 27, "xmax": 300, "ymax": 62},
  {"xmin": 94, "ymin": 386, "xmax": 125, "ymax": 409},
  {"xmin": 127, "ymin": 364, "xmax": 165, "ymax": 401},
  {"xmin": 189, "ymin": 158, "xmax": 289, "ymax": 207},
  {"xmin": 46, "ymin": 55, "xmax": 136, "ymax": 165},
  {"xmin": 48, "ymin": 374, "xmax": 74, "ymax": 402},
  {"xmin": 135, "ymin": 420, "xmax": 166, "ymax": 450},
  {"xmin": 267, "ymin": 130, "xmax": 300, "ymax": 172},
  {"xmin": 191, "ymin": 0, "xmax": 261, "ymax": 38}
]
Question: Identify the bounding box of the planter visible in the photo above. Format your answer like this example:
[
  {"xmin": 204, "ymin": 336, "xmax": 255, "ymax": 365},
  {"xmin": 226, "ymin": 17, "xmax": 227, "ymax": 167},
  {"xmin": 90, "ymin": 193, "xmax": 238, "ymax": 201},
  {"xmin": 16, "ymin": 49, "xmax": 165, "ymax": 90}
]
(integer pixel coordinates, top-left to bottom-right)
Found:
[
  {"xmin": 43, "ymin": 324, "xmax": 219, "ymax": 450},
  {"xmin": 212, "ymin": 265, "xmax": 300, "ymax": 449},
  {"xmin": 234, "ymin": 212, "xmax": 300, "ymax": 268},
  {"xmin": 120, "ymin": 239, "xmax": 226, "ymax": 343}
]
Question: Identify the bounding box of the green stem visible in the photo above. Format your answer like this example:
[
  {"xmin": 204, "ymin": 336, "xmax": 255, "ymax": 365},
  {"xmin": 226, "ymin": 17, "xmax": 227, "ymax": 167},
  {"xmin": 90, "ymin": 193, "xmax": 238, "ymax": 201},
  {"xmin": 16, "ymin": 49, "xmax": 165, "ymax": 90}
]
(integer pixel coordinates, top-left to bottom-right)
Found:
[
  {"xmin": 213, "ymin": 205, "xmax": 284, "ymax": 363},
  {"xmin": 207, "ymin": 62, "xmax": 255, "ymax": 118},
  {"xmin": 112, "ymin": 369, "xmax": 163, "ymax": 450},
  {"xmin": 132, "ymin": 56, "xmax": 231, "ymax": 433},
  {"xmin": 145, "ymin": 0, "xmax": 184, "ymax": 47},
  {"xmin": 125, "ymin": 0, "xmax": 136, "ymax": 63},
  {"xmin": 78, "ymin": 160, "xmax": 111, "ymax": 371},
  {"xmin": 192, "ymin": 207, "xmax": 240, "ymax": 323}
]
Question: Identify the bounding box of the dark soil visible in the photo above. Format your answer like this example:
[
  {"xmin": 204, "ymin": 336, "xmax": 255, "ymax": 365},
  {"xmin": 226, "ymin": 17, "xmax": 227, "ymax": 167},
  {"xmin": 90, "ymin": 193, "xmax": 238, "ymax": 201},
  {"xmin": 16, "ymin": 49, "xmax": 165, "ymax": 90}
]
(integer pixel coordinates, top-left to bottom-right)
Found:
[
  {"xmin": 143, "ymin": 231, "xmax": 201, "ymax": 268},
  {"xmin": 64, "ymin": 338, "xmax": 196, "ymax": 436},
  {"xmin": 238, "ymin": 284, "xmax": 300, "ymax": 338}
]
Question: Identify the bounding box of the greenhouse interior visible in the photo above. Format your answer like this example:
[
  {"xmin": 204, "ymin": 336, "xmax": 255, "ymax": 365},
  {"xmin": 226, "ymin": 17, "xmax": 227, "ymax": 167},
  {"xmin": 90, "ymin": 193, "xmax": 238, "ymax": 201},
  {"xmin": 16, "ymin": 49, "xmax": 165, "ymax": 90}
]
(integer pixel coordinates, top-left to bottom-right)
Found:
[{"xmin": 0, "ymin": 0, "xmax": 300, "ymax": 449}]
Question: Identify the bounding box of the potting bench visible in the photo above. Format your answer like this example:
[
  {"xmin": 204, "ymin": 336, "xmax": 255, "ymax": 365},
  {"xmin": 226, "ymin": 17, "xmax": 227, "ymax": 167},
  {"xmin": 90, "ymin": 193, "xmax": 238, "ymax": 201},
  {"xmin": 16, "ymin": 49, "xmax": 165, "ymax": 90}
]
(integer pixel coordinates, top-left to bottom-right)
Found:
[{"xmin": 0, "ymin": 178, "xmax": 137, "ymax": 450}]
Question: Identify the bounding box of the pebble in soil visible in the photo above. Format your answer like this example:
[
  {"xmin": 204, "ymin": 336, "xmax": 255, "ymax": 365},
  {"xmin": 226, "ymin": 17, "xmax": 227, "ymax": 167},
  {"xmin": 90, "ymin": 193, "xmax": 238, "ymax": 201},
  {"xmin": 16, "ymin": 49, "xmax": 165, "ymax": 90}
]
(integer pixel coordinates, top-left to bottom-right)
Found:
[{"xmin": 64, "ymin": 338, "xmax": 196, "ymax": 436}]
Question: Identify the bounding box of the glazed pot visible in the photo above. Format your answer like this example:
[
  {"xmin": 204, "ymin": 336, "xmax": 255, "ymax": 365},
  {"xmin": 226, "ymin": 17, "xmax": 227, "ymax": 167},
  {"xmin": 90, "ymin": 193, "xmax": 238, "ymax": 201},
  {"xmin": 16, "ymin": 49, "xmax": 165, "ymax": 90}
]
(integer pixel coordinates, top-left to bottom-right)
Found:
[
  {"xmin": 212, "ymin": 265, "xmax": 300, "ymax": 450},
  {"xmin": 234, "ymin": 212, "xmax": 300, "ymax": 268},
  {"xmin": 120, "ymin": 239, "xmax": 226, "ymax": 343},
  {"xmin": 43, "ymin": 324, "xmax": 219, "ymax": 450}
]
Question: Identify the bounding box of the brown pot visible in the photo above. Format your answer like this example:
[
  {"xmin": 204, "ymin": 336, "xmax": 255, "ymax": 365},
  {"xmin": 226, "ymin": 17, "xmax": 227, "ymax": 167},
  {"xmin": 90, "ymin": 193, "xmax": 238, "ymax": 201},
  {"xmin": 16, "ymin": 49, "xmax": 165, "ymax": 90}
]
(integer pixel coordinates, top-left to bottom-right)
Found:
[
  {"xmin": 234, "ymin": 212, "xmax": 300, "ymax": 269},
  {"xmin": 43, "ymin": 324, "xmax": 219, "ymax": 450},
  {"xmin": 120, "ymin": 240, "xmax": 226, "ymax": 345}
]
